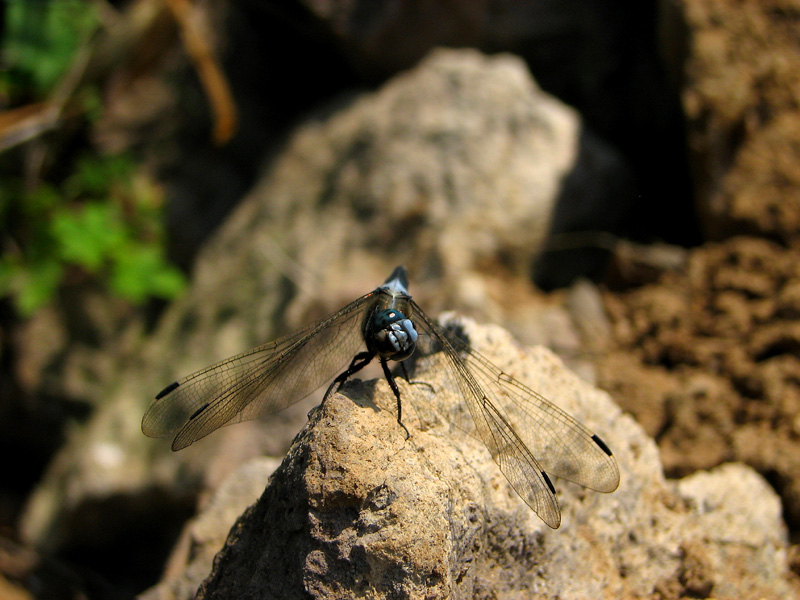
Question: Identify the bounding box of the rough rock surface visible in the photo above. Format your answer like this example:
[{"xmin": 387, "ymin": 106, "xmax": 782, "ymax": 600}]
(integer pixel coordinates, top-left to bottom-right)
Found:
[
  {"xmin": 20, "ymin": 48, "xmax": 626, "ymax": 555},
  {"xmin": 144, "ymin": 319, "xmax": 796, "ymax": 600}
]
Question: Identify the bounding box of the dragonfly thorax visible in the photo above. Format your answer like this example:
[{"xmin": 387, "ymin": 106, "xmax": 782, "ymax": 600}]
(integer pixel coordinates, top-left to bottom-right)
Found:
[{"xmin": 368, "ymin": 309, "xmax": 418, "ymax": 361}]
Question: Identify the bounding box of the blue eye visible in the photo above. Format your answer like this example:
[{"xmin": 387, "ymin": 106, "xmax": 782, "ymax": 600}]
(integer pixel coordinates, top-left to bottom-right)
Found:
[
  {"xmin": 371, "ymin": 309, "xmax": 418, "ymax": 361},
  {"xmin": 375, "ymin": 309, "xmax": 403, "ymax": 328}
]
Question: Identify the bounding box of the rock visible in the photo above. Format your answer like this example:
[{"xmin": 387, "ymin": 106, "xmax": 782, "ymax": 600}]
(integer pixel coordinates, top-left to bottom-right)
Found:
[
  {"xmin": 21, "ymin": 48, "xmax": 626, "ymax": 557},
  {"xmin": 299, "ymin": 0, "xmax": 689, "ymax": 251},
  {"xmin": 144, "ymin": 318, "xmax": 796, "ymax": 599},
  {"xmin": 674, "ymin": 464, "xmax": 789, "ymax": 599},
  {"xmin": 140, "ymin": 457, "xmax": 281, "ymax": 600}
]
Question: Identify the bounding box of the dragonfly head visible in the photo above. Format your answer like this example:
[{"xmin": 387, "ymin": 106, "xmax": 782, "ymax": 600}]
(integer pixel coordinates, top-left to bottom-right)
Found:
[{"xmin": 371, "ymin": 309, "xmax": 418, "ymax": 361}]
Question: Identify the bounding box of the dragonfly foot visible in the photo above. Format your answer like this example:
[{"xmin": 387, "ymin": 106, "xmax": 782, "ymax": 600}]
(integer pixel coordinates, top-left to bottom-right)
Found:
[{"xmin": 397, "ymin": 418, "xmax": 410, "ymax": 440}]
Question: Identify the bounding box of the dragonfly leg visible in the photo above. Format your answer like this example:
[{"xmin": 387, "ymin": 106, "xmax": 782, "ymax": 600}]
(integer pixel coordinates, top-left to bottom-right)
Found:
[
  {"xmin": 381, "ymin": 358, "xmax": 411, "ymax": 439},
  {"xmin": 399, "ymin": 361, "xmax": 434, "ymax": 393},
  {"xmin": 323, "ymin": 351, "xmax": 375, "ymax": 403}
]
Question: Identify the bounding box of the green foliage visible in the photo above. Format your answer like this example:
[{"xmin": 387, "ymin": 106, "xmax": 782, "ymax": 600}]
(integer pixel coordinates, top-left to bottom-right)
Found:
[
  {"xmin": 0, "ymin": 2, "xmax": 185, "ymax": 315},
  {"xmin": 1, "ymin": 0, "xmax": 98, "ymax": 97},
  {"xmin": 0, "ymin": 154, "xmax": 186, "ymax": 316}
]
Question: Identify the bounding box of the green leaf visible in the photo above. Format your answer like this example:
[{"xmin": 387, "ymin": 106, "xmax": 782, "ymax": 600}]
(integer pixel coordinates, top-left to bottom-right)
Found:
[
  {"xmin": 16, "ymin": 259, "xmax": 63, "ymax": 315},
  {"xmin": 2, "ymin": 0, "xmax": 98, "ymax": 95},
  {"xmin": 2, "ymin": 147, "xmax": 183, "ymax": 316},
  {"xmin": 110, "ymin": 243, "xmax": 185, "ymax": 303},
  {"xmin": 50, "ymin": 203, "xmax": 126, "ymax": 271},
  {"xmin": 25, "ymin": 183, "xmax": 61, "ymax": 216},
  {"xmin": 147, "ymin": 264, "xmax": 186, "ymax": 299},
  {"xmin": 65, "ymin": 153, "xmax": 137, "ymax": 200}
]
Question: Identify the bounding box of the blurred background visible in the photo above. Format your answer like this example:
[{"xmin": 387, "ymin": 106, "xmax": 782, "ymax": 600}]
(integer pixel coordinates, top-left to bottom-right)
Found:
[{"xmin": 1, "ymin": 0, "xmax": 800, "ymax": 597}]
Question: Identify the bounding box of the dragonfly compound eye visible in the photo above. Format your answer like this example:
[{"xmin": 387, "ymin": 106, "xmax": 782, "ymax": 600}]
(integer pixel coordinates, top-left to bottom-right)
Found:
[{"xmin": 373, "ymin": 309, "xmax": 418, "ymax": 361}]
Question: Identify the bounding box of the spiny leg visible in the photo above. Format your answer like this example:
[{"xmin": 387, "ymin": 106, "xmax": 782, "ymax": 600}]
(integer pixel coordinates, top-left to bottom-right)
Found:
[
  {"xmin": 322, "ymin": 351, "xmax": 375, "ymax": 404},
  {"xmin": 399, "ymin": 361, "xmax": 434, "ymax": 393},
  {"xmin": 380, "ymin": 358, "xmax": 411, "ymax": 439}
]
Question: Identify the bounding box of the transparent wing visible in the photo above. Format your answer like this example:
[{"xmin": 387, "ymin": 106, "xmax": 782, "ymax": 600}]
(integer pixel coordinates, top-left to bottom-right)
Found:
[
  {"xmin": 410, "ymin": 301, "xmax": 619, "ymax": 528},
  {"xmin": 452, "ymin": 342, "xmax": 620, "ymax": 492},
  {"xmin": 142, "ymin": 291, "xmax": 377, "ymax": 450},
  {"xmin": 409, "ymin": 302, "xmax": 560, "ymax": 527}
]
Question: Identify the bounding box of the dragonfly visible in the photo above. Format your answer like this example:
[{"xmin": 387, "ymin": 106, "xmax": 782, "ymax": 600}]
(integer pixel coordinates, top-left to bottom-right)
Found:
[{"xmin": 142, "ymin": 266, "xmax": 619, "ymax": 528}]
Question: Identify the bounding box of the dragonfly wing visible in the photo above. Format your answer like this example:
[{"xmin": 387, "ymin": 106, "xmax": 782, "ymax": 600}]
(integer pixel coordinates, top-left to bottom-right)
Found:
[
  {"xmin": 142, "ymin": 291, "xmax": 377, "ymax": 450},
  {"xmin": 410, "ymin": 301, "xmax": 562, "ymax": 528},
  {"xmin": 452, "ymin": 343, "xmax": 620, "ymax": 493}
]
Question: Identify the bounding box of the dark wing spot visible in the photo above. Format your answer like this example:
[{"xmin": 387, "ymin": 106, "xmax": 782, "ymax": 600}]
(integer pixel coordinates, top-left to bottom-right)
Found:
[
  {"xmin": 189, "ymin": 403, "xmax": 210, "ymax": 420},
  {"xmin": 542, "ymin": 471, "xmax": 556, "ymax": 495},
  {"xmin": 591, "ymin": 434, "xmax": 613, "ymax": 456},
  {"xmin": 156, "ymin": 381, "xmax": 180, "ymax": 399}
]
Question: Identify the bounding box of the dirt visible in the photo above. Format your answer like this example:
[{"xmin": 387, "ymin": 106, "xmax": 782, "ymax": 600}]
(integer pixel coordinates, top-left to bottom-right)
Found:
[
  {"xmin": 679, "ymin": 0, "xmax": 800, "ymax": 241},
  {"xmin": 597, "ymin": 236, "xmax": 800, "ymax": 536},
  {"xmin": 598, "ymin": 0, "xmax": 800, "ymax": 557}
]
